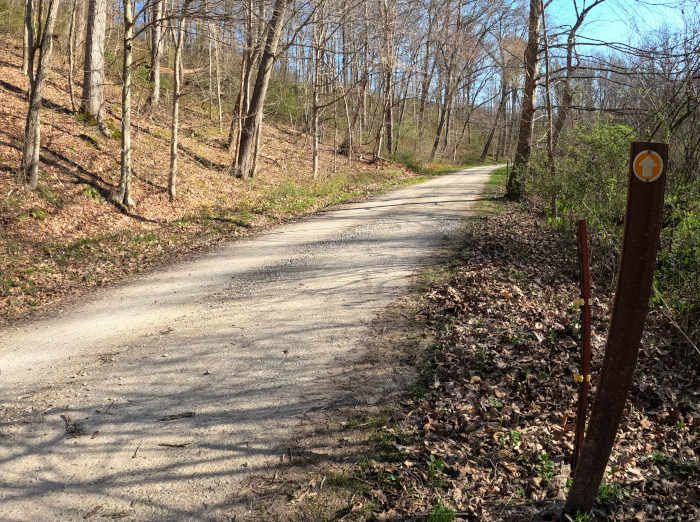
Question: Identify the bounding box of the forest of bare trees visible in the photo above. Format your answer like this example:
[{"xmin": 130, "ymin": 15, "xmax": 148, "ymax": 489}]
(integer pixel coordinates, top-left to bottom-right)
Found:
[
  {"xmin": 13, "ymin": 0, "xmax": 698, "ymax": 190},
  {"xmin": 10, "ymin": 0, "xmax": 700, "ymax": 343}
]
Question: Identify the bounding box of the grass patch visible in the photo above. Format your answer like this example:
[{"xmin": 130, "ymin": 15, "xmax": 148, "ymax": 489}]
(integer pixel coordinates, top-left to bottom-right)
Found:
[
  {"xmin": 427, "ymin": 499, "xmax": 455, "ymax": 522},
  {"xmin": 486, "ymin": 165, "xmax": 508, "ymax": 190},
  {"xmin": 326, "ymin": 471, "xmax": 352, "ymax": 490},
  {"xmin": 29, "ymin": 206, "xmax": 48, "ymax": 221}
]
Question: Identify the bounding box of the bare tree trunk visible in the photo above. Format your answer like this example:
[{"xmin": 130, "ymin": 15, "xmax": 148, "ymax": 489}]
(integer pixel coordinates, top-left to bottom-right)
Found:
[
  {"xmin": 236, "ymin": 0, "xmax": 289, "ymax": 179},
  {"xmin": 311, "ymin": 5, "xmax": 322, "ymax": 180},
  {"xmin": 417, "ymin": 28, "xmax": 433, "ymax": 140},
  {"xmin": 169, "ymin": 16, "xmax": 186, "ymax": 200},
  {"xmin": 75, "ymin": 0, "xmax": 87, "ymax": 60},
  {"xmin": 385, "ymin": 69, "xmax": 393, "ymax": 154},
  {"xmin": 444, "ymin": 106, "xmax": 452, "ymax": 153},
  {"xmin": 147, "ymin": 0, "xmax": 164, "ymax": 109},
  {"xmin": 541, "ymin": 0, "xmax": 556, "ymax": 215},
  {"xmin": 82, "ymin": 0, "xmax": 108, "ymax": 133},
  {"xmin": 453, "ymin": 106, "xmax": 473, "ymax": 162},
  {"xmin": 21, "ymin": 0, "xmax": 59, "ymax": 190},
  {"xmin": 333, "ymin": 97, "xmax": 338, "ymax": 173},
  {"xmin": 68, "ymin": 0, "xmax": 78, "ymax": 112},
  {"xmin": 430, "ymin": 72, "xmax": 452, "ymax": 161},
  {"xmin": 480, "ymin": 85, "xmax": 508, "ymax": 162},
  {"xmin": 227, "ymin": 54, "xmax": 247, "ymax": 156},
  {"xmin": 208, "ymin": 17, "xmax": 213, "ymax": 120},
  {"xmin": 251, "ymin": 115, "xmax": 263, "ymax": 177},
  {"xmin": 312, "ymin": 86, "xmax": 319, "ymax": 179},
  {"xmin": 394, "ymin": 92, "xmax": 407, "ymax": 154},
  {"xmin": 506, "ymin": 0, "xmax": 541, "ymax": 200},
  {"xmin": 342, "ymin": 94, "xmax": 352, "ymax": 164},
  {"xmin": 213, "ymin": 24, "xmax": 222, "ymax": 130},
  {"xmin": 26, "ymin": 0, "xmax": 44, "ymax": 85},
  {"xmin": 22, "ymin": 0, "xmax": 33, "ymax": 76},
  {"xmin": 505, "ymin": 88, "xmax": 517, "ymax": 158},
  {"xmin": 496, "ymin": 124, "xmax": 506, "ymax": 160},
  {"xmin": 339, "ymin": 77, "xmax": 366, "ymax": 158},
  {"xmin": 373, "ymin": 95, "xmax": 388, "ymax": 160},
  {"xmin": 112, "ymin": 0, "xmax": 134, "ymax": 207}
]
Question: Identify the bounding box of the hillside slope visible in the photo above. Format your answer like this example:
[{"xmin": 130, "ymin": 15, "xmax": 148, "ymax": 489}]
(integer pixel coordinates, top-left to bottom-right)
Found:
[{"xmin": 0, "ymin": 34, "xmax": 431, "ymax": 324}]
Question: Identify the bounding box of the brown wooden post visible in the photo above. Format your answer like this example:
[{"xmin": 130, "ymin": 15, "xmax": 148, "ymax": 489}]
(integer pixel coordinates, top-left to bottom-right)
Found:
[
  {"xmin": 572, "ymin": 220, "xmax": 591, "ymax": 470},
  {"xmin": 565, "ymin": 141, "xmax": 668, "ymax": 515}
]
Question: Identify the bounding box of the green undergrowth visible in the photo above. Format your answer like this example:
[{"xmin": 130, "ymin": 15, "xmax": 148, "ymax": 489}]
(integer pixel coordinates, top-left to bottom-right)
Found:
[
  {"xmin": 392, "ymin": 149, "xmax": 502, "ymax": 176},
  {"xmin": 528, "ymin": 119, "xmax": 700, "ymax": 347}
]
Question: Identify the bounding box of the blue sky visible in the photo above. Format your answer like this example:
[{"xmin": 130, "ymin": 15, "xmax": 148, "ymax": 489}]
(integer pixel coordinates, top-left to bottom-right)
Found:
[{"xmin": 547, "ymin": 0, "xmax": 689, "ymax": 46}]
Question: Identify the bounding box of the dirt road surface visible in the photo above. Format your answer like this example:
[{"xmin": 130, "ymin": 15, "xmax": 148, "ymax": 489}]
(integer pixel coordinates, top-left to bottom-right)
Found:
[{"xmin": 0, "ymin": 166, "xmax": 496, "ymax": 521}]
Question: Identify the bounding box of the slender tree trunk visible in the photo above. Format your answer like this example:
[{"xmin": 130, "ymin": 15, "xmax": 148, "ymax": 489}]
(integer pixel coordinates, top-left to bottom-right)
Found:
[
  {"xmin": 385, "ymin": 69, "xmax": 394, "ymax": 155},
  {"xmin": 213, "ymin": 24, "xmax": 222, "ymax": 130},
  {"xmin": 373, "ymin": 95, "xmax": 388, "ymax": 160},
  {"xmin": 236, "ymin": 0, "xmax": 289, "ymax": 179},
  {"xmin": 430, "ymin": 72, "xmax": 452, "ymax": 161},
  {"xmin": 22, "ymin": 0, "xmax": 33, "ymax": 76},
  {"xmin": 147, "ymin": 0, "xmax": 163, "ymax": 108},
  {"xmin": 496, "ymin": 124, "xmax": 506, "ymax": 160},
  {"xmin": 505, "ymin": 88, "xmax": 517, "ymax": 158},
  {"xmin": 68, "ymin": 0, "xmax": 78, "ymax": 112},
  {"xmin": 541, "ymin": 0, "xmax": 556, "ymax": 215},
  {"xmin": 342, "ymin": 94, "xmax": 352, "ymax": 164},
  {"xmin": 333, "ymin": 98, "xmax": 338, "ymax": 173},
  {"xmin": 340, "ymin": 77, "xmax": 366, "ymax": 157},
  {"xmin": 208, "ymin": 18, "xmax": 213, "ymax": 120},
  {"xmin": 82, "ymin": 0, "xmax": 108, "ymax": 132},
  {"xmin": 112, "ymin": 0, "xmax": 134, "ymax": 207},
  {"xmin": 21, "ymin": 0, "xmax": 59, "ymax": 190},
  {"xmin": 311, "ymin": 6, "xmax": 322, "ymax": 180},
  {"xmin": 75, "ymin": 0, "xmax": 87, "ymax": 60},
  {"xmin": 506, "ymin": 0, "xmax": 541, "ymax": 200},
  {"xmin": 28, "ymin": 0, "xmax": 44, "ymax": 85},
  {"xmin": 251, "ymin": 115, "xmax": 263, "ymax": 176},
  {"xmin": 227, "ymin": 53, "xmax": 247, "ymax": 156},
  {"xmin": 169, "ymin": 16, "xmax": 186, "ymax": 200},
  {"xmin": 417, "ymin": 30, "xmax": 433, "ymax": 140},
  {"xmin": 442, "ymin": 105, "xmax": 451, "ymax": 153},
  {"xmin": 394, "ymin": 93, "xmax": 407, "ymax": 154},
  {"xmin": 312, "ymin": 89, "xmax": 319, "ymax": 179},
  {"xmin": 480, "ymin": 84, "xmax": 508, "ymax": 162},
  {"xmin": 453, "ymin": 106, "xmax": 473, "ymax": 162}
]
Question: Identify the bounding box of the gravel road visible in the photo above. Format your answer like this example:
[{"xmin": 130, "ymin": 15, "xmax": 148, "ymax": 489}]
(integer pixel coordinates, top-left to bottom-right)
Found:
[{"xmin": 0, "ymin": 165, "xmax": 496, "ymax": 521}]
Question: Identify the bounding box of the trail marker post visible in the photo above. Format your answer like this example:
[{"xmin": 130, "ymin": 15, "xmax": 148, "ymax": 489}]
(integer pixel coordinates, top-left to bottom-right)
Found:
[
  {"xmin": 572, "ymin": 220, "xmax": 591, "ymax": 470},
  {"xmin": 564, "ymin": 141, "xmax": 668, "ymax": 515}
]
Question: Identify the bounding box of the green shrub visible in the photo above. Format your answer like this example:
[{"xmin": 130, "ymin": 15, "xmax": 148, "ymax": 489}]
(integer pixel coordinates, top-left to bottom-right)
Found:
[
  {"xmin": 530, "ymin": 120, "xmax": 633, "ymax": 233},
  {"xmin": 531, "ymin": 119, "xmax": 699, "ymax": 346},
  {"xmin": 393, "ymin": 150, "xmax": 424, "ymax": 173}
]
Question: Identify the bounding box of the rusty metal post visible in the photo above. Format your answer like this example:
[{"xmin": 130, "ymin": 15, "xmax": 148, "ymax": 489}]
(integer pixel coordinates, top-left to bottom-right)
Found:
[
  {"xmin": 572, "ymin": 220, "xmax": 591, "ymax": 470},
  {"xmin": 565, "ymin": 141, "xmax": 668, "ymax": 515}
]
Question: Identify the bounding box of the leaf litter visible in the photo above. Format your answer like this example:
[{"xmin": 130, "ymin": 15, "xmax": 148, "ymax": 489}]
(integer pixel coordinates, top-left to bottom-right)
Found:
[
  {"xmin": 356, "ymin": 205, "xmax": 700, "ymax": 521},
  {"xmin": 249, "ymin": 199, "xmax": 700, "ymax": 522}
]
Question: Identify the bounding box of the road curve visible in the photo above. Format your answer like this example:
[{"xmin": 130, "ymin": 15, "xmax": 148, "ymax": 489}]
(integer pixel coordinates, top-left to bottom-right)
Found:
[{"xmin": 0, "ymin": 165, "xmax": 497, "ymax": 521}]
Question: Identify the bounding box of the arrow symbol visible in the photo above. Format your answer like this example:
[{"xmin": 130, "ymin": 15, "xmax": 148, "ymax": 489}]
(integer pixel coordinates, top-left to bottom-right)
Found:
[{"xmin": 639, "ymin": 154, "xmax": 658, "ymax": 179}]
